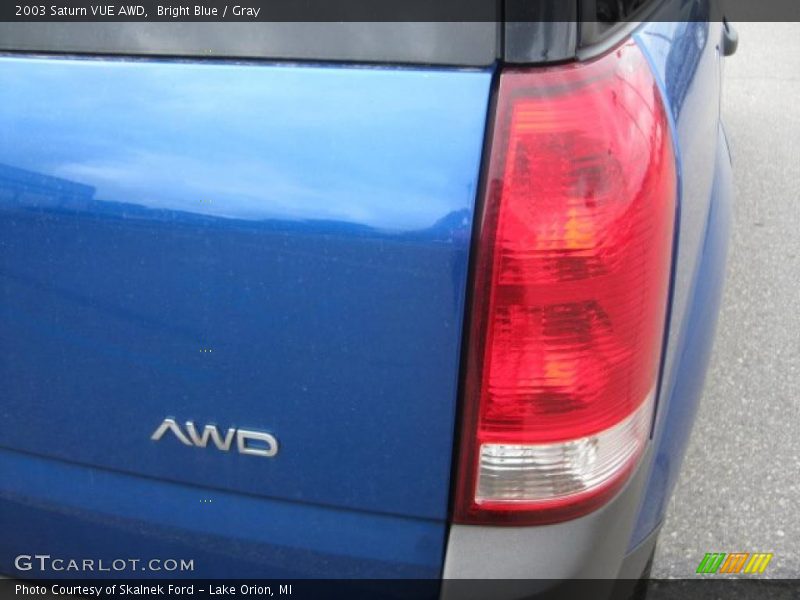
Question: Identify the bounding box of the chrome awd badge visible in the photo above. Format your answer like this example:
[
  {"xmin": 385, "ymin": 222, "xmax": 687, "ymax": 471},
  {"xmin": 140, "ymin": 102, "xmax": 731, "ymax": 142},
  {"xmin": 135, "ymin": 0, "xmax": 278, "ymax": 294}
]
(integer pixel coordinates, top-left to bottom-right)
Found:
[{"xmin": 151, "ymin": 418, "xmax": 278, "ymax": 458}]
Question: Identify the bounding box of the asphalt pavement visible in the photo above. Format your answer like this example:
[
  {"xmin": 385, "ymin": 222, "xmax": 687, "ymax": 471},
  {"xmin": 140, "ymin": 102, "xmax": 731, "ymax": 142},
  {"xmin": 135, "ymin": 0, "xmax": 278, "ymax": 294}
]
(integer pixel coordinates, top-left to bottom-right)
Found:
[{"xmin": 651, "ymin": 22, "xmax": 800, "ymax": 578}]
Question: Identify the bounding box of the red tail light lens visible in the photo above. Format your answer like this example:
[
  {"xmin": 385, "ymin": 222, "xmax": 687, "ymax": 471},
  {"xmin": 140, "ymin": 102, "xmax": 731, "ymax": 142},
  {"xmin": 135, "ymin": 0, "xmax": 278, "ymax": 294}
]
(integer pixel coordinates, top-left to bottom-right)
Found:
[{"xmin": 454, "ymin": 41, "xmax": 676, "ymax": 525}]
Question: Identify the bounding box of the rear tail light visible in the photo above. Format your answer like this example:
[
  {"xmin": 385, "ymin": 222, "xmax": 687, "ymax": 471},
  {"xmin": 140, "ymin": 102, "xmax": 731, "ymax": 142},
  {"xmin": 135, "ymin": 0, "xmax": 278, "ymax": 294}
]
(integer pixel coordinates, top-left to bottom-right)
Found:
[{"xmin": 454, "ymin": 41, "xmax": 676, "ymax": 525}]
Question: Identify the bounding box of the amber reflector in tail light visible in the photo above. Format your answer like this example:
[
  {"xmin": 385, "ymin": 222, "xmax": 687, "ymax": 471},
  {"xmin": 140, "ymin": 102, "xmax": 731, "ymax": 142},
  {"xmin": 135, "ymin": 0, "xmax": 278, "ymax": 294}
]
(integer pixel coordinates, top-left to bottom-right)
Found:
[{"xmin": 454, "ymin": 41, "xmax": 676, "ymax": 525}]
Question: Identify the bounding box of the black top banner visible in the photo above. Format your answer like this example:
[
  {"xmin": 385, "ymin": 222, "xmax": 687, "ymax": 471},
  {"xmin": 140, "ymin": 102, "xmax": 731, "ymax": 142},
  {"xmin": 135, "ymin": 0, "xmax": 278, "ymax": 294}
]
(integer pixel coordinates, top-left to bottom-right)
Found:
[{"xmin": 1, "ymin": 0, "xmax": 800, "ymax": 22}]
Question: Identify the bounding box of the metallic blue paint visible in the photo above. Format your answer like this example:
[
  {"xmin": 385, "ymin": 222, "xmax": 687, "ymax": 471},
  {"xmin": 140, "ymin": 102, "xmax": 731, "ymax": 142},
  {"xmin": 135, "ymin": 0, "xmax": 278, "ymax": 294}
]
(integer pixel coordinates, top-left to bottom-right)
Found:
[
  {"xmin": 629, "ymin": 14, "xmax": 733, "ymax": 549},
  {"xmin": 0, "ymin": 55, "xmax": 492, "ymax": 576},
  {"xmin": 0, "ymin": 447, "xmax": 443, "ymax": 578}
]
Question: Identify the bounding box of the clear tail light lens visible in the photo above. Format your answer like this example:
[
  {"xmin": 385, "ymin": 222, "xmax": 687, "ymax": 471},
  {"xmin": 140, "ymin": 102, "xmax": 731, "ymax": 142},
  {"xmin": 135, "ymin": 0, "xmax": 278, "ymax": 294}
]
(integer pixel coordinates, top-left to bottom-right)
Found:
[{"xmin": 454, "ymin": 41, "xmax": 676, "ymax": 525}]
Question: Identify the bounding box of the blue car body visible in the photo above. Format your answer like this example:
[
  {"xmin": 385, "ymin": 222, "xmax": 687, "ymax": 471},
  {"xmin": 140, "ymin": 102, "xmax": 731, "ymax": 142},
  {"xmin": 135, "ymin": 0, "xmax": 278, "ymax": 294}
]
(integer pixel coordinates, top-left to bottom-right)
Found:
[
  {"xmin": 631, "ymin": 20, "xmax": 732, "ymax": 549},
  {"xmin": 0, "ymin": 61, "xmax": 491, "ymax": 578},
  {"xmin": 0, "ymin": 7, "xmax": 732, "ymax": 585}
]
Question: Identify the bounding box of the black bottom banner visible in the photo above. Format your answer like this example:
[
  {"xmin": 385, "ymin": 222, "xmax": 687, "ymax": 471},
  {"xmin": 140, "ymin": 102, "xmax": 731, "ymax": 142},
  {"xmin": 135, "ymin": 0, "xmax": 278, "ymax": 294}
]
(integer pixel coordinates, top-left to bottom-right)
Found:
[{"xmin": 2, "ymin": 579, "xmax": 799, "ymax": 600}]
